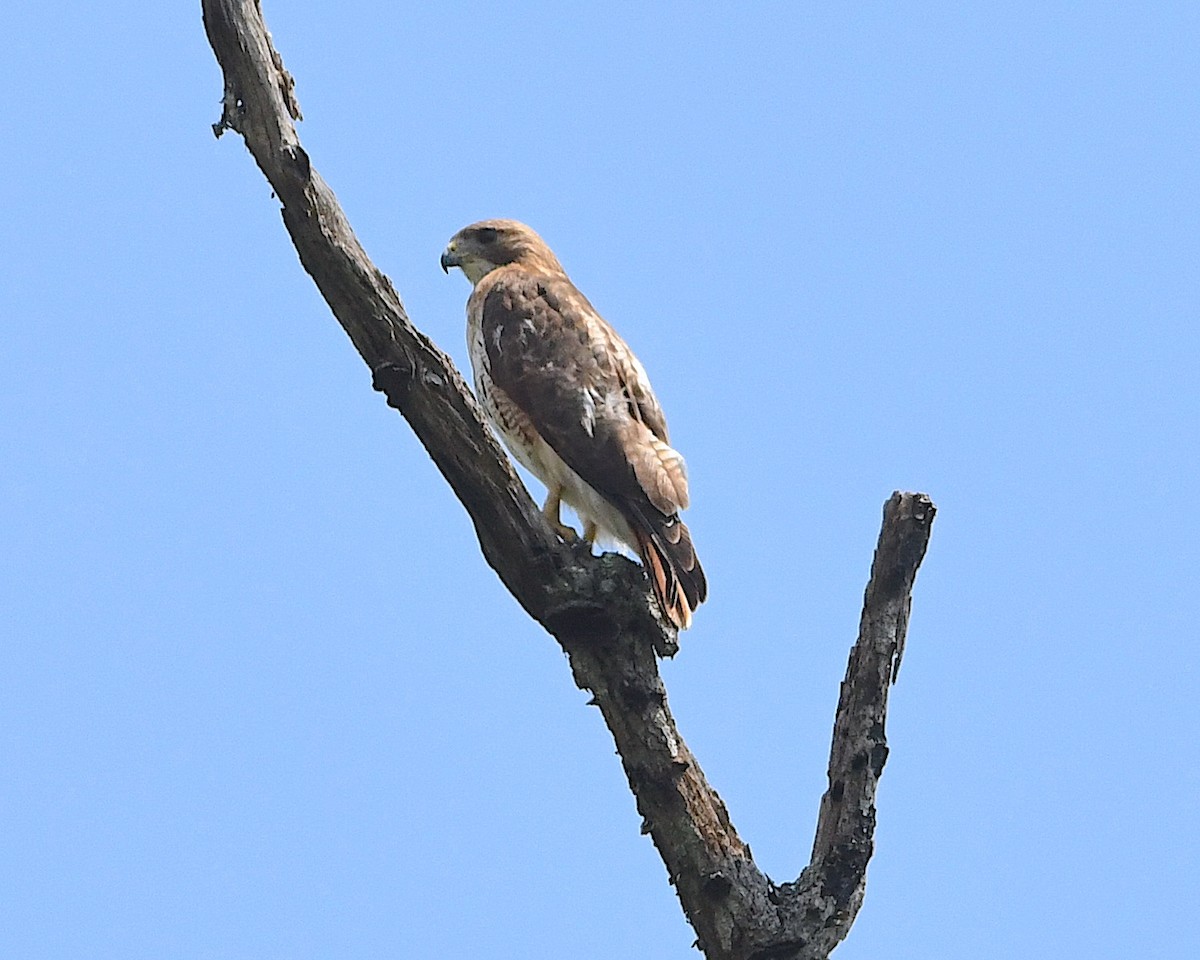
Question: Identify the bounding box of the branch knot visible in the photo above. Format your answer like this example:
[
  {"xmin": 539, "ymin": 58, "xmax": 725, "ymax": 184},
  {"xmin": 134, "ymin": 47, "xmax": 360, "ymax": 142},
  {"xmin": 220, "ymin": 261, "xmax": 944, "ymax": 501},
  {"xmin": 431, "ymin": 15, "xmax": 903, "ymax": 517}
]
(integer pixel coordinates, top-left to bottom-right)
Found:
[{"xmin": 371, "ymin": 358, "xmax": 417, "ymax": 411}]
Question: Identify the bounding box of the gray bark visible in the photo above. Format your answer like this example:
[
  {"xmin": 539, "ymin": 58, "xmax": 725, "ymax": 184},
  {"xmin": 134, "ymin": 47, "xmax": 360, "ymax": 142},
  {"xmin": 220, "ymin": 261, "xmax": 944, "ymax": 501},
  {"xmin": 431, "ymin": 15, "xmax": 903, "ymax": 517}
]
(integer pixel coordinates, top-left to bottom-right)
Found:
[{"xmin": 200, "ymin": 3, "xmax": 935, "ymax": 956}]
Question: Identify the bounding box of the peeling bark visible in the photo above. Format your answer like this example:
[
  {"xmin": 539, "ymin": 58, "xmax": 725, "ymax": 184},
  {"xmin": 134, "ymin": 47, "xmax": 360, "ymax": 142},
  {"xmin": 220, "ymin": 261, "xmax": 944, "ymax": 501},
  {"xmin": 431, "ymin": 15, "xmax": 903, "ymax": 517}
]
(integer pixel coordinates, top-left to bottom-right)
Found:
[{"xmin": 201, "ymin": 3, "xmax": 935, "ymax": 956}]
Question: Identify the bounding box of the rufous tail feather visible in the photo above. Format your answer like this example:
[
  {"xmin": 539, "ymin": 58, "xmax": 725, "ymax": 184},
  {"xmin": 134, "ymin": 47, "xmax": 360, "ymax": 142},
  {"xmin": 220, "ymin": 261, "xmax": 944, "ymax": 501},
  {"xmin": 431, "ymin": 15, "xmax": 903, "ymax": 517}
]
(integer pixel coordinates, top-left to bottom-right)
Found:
[{"xmin": 630, "ymin": 508, "xmax": 707, "ymax": 630}]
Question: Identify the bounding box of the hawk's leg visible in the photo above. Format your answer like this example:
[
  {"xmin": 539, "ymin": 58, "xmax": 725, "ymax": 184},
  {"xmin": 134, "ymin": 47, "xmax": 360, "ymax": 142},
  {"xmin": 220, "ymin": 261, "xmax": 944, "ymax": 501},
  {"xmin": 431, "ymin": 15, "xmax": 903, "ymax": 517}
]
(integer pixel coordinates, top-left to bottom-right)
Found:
[
  {"xmin": 542, "ymin": 486, "xmax": 580, "ymax": 542},
  {"xmin": 582, "ymin": 521, "xmax": 598, "ymax": 543}
]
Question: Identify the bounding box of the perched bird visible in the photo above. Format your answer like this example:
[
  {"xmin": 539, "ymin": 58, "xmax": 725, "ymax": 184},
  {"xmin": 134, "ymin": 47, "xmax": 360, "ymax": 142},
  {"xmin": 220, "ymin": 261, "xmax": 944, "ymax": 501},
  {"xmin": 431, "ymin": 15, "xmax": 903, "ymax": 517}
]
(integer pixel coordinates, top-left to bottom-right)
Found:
[{"xmin": 441, "ymin": 219, "xmax": 707, "ymax": 629}]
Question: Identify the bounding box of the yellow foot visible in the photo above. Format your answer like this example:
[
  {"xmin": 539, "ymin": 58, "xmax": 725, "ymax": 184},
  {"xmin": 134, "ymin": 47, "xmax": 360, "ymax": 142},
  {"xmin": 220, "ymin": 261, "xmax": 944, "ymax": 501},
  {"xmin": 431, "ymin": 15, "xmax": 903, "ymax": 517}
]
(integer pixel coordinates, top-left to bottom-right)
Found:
[{"xmin": 543, "ymin": 486, "xmax": 578, "ymax": 542}]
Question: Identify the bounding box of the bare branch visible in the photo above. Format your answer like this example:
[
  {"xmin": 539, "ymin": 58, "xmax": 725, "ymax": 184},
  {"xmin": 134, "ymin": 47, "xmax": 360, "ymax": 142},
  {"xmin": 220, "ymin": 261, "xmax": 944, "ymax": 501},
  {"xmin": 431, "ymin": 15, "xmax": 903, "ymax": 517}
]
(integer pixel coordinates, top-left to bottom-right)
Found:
[
  {"xmin": 794, "ymin": 491, "xmax": 936, "ymax": 958},
  {"xmin": 200, "ymin": 4, "xmax": 934, "ymax": 957}
]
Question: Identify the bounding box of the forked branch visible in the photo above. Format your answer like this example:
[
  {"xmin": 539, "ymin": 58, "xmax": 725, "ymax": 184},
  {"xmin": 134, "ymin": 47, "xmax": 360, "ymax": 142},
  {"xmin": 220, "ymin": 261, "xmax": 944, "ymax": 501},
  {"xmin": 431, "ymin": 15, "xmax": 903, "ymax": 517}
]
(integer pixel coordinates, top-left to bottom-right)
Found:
[{"xmin": 201, "ymin": 4, "xmax": 934, "ymax": 957}]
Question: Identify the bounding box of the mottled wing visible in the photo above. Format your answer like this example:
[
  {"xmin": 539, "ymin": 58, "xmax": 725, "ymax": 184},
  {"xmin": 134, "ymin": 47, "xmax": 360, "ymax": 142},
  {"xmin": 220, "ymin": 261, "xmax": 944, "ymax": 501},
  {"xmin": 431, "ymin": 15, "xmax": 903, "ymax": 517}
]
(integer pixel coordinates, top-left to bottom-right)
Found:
[{"xmin": 480, "ymin": 272, "xmax": 688, "ymax": 516}]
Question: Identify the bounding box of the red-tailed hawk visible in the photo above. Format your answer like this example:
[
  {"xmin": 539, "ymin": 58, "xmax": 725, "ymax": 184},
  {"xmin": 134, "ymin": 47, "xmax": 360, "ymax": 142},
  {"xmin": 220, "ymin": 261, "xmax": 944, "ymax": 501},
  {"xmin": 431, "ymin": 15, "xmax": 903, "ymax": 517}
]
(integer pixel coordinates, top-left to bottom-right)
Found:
[{"xmin": 441, "ymin": 219, "xmax": 707, "ymax": 629}]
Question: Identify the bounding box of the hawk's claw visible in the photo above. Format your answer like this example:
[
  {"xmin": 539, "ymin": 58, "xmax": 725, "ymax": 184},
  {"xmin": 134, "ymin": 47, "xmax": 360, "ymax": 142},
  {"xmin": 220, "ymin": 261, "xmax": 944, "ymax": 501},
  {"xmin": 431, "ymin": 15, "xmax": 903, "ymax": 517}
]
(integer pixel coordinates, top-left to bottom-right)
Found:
[{"xmin": 552, "ymin": 520, "xmax": 579, "ymax": 543}]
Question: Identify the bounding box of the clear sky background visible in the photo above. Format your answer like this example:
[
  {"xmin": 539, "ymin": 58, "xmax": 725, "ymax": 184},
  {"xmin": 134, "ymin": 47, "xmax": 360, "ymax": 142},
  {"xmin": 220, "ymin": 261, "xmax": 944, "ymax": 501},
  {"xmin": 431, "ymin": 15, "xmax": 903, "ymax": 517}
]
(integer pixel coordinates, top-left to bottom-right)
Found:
[{"xmin": 3, "ymin": 2, "xmax": 1197, "ymax": 958}]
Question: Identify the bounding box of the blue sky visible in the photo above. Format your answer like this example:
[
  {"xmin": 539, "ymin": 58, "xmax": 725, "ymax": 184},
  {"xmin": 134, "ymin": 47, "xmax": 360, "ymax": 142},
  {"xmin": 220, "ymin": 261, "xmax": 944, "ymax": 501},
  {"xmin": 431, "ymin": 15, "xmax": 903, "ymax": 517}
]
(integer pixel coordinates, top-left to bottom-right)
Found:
[{"xmin": 2, "ymin": 2, "xmax": 1197, "ymax": 957}]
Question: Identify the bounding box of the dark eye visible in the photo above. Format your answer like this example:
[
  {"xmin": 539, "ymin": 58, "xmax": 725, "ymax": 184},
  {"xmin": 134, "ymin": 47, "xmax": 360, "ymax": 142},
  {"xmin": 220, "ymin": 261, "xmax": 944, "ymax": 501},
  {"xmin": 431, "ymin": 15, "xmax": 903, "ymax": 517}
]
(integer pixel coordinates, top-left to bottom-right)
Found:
[{"xmin": 474, "ymin": 226, "xmax": 498, "ymax": 244}]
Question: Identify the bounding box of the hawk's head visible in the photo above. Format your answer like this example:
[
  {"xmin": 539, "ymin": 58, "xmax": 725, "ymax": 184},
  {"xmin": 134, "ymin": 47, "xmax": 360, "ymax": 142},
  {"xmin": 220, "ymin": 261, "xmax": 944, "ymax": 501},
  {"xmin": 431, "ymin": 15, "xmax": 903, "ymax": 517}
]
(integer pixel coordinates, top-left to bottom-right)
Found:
[{"xmin": 441, "ymin": 219, "xmax": 565, "ymax": 285}]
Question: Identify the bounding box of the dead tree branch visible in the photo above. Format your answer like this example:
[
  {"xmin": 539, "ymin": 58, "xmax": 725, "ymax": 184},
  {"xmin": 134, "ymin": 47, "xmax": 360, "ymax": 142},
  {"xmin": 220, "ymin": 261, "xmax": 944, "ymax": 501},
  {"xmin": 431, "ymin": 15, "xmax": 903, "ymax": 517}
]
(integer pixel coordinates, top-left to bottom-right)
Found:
[{"xmin": 200, "ymin": 3, "xmax": 935, "ymax": 956}]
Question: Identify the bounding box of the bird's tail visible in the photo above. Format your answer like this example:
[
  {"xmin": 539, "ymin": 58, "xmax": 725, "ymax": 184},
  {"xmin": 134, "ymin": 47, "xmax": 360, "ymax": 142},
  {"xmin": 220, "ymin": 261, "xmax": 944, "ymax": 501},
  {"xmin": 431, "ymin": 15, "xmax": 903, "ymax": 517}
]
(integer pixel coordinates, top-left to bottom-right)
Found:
[{"xmin": 630, "ymin": 509, "xmax": 707, "ymax": 630}]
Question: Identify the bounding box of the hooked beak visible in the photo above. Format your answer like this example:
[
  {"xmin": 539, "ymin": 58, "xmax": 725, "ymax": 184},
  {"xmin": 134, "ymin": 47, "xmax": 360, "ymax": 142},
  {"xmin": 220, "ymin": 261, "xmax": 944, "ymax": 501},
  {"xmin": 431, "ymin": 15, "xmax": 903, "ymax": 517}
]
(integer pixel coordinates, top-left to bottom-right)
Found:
[{"xmin": 440, "ymin": 246, "xmax": 461, "ymax": 274}]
